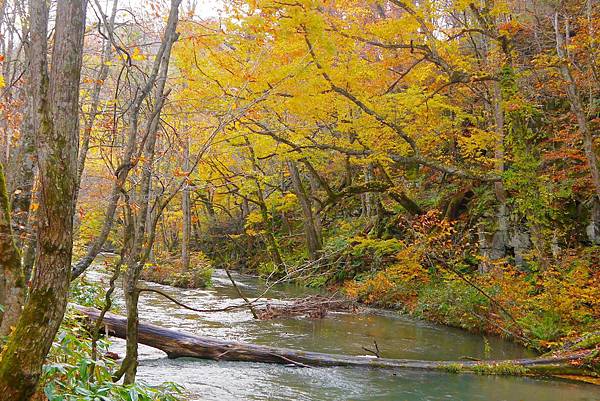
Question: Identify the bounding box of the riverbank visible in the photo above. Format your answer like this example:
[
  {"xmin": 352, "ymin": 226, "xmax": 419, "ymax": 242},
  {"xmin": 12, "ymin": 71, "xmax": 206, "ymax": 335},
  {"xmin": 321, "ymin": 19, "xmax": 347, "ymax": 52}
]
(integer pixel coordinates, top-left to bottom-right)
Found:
[
  {"xmin": 94, "ymin": 242, "xmax": 599, "ymax": 374},
  {"xmin": 337, "ymin": 252, "xmax": 600, "ymax": 354},
  {"xmin": 232, "ymin": 235, "xmax": 600, "ymax": 354}
]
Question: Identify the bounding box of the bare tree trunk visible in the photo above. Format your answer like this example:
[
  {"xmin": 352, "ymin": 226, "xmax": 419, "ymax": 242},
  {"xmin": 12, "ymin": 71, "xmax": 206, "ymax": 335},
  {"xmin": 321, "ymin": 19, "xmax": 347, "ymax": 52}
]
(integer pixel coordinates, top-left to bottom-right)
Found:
[
  {"xmin": 0, "ymin": 0, "xmax": 31, "ymax": 330},
  {"xmin": 0, "ymin": 163, "xmax": 24, "ymax": 336},
  {"xmin": 117, "ymin": 0, "xmax": 182, "ymax": 384},
  {"xmin": 554, "ymin": 12, "xmax": 600, "ymax": 202},
  {"xmin": 7, "ymin": 111, "xmax": 35, "ymax": 249},
  {"xmin": 0, "ymin": 1, "xmax": 87, "ymax": 399},
  {"xmin": 287, "ymin": 160, "xmax": 321, "ymax": 261},
  {"xmin": 0, "ymin": 0, "xmax": 15, "ymax": 167},
  {"xmin": 75, "ymin": 0, "xmax": 118, "ymax": 200},
  {"xmin": 181, "ymin": 135, "xmax": 191, "ymax": 270},
  {"xmin": 488, "ymin": 81, "xmax": 509, "ymax": 265},
  {"xmin": 362, "ymin": 163, "xmax": 381, "ymax": 220},
  {"xmin": 4, "ymin": 0, "xmax": 35, "ymax": 253}
]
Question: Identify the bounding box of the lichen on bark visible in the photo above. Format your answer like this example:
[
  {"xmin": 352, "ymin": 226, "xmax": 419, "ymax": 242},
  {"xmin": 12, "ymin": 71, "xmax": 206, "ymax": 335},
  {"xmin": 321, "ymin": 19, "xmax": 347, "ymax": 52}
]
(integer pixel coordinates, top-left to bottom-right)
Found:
[{"xmin": 0, "ymin": 162, "xmax": 25, "ymax": 336}]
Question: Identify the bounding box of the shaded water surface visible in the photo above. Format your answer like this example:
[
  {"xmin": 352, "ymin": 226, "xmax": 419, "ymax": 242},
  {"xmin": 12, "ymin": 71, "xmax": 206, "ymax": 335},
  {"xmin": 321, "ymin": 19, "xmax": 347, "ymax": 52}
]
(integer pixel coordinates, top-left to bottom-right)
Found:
[{"xmin": 89, "ymin": 269, "xmax": 600, "ymax": 401}]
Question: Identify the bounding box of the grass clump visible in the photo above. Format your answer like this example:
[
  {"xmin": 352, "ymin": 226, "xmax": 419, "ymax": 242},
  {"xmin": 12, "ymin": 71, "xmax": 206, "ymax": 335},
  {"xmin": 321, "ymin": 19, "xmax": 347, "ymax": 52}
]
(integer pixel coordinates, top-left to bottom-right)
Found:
[
  {"xmin": 471, "ymin": 362, "xmax": 529, "ymax": 376},
  {"xmin": 441, "ymin": 363, "xmax": 464, "ymax": 373}
]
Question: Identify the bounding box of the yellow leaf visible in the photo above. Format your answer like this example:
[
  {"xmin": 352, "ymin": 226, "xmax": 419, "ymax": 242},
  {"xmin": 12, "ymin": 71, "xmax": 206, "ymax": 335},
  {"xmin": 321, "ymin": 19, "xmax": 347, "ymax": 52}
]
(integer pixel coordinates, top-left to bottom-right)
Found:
[{"xmin": 132, "ymin": 47, "xmax": 147, "ymax": 61}]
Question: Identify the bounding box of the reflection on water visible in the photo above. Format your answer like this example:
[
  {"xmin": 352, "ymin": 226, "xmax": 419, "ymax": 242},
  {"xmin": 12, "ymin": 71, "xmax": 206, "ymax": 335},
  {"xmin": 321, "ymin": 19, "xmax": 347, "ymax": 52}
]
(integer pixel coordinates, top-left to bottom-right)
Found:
[{"xmin": 86, "ymin": 268, "xmax": 600, "ymax": 401}]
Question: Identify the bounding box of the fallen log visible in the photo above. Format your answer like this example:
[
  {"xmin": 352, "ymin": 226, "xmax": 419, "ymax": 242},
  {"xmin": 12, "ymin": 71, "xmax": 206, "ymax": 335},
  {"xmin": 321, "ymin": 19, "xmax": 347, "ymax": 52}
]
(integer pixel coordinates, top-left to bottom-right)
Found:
[{"xmin": 74, "ymin": 305, "xmax": 600, "ymax": 378}]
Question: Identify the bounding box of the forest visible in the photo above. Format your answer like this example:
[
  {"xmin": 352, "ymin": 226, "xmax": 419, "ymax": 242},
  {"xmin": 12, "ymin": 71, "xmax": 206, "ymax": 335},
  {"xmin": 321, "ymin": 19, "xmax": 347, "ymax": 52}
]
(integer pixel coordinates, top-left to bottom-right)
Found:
[{"xmin": 0, "ymin": 0, "xmax": 599, "ymax": 400}]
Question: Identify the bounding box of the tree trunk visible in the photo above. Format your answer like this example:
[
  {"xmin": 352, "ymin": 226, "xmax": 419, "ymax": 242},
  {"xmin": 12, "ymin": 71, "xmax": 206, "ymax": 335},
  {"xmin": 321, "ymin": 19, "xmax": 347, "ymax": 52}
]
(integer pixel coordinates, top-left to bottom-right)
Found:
[
  {"xmin": 7, "ymin": 109, "xmax": 35, "ymax": 249},
  {"xmin": 6, "ymin": 0, "xmax": 38, "ymax": 254},
  {"xmin": 554, "ymin": 13, "xmax": 600, "ymax": 202},
  {"xmin": 76, "ymin": 305, "xmax": 600, "ymax": 378},
  {"xmin": 0, "ymin": 0, "xmax": 15, "ymax": 167},
  {"xmin": 181, "ymin": 135, "xmax": 191, "ymax": 271},
  {"xmin": 245, "ymin": 138, "xmax": 284, "ymax": 267},
  {"xmin": 586, "ymin": 198, "xmax": 600, "ymax": 245},
  {"xmin": 487, "ymin": 80, "xmax": 509, "ymax": 267},
  {"xmin": 0, "ymin": 1, "xmax": 87, "ymax": 399},
  {"xmin": 287, "ymin": 161, "xmax": 322, "ymax": 261},
  {"xmin": 0, "ymin": 163, "xmax": 25, "ymax": 336},
  {"xmin": 75, "ymin": 0, "xmax": 118, "ymax": 201},
  {"xmin": 377, "ymin": 162, "xmax": 422, "ymax": 215},
  {"xmin": 257, "ymin": 191, "xmax": 285, "ymax": 267},
  {"xmin": 362, "ymin": 163, "xmax": 383, "ymax": 223},
  {"xmin": 118, "ymin": 0, "xmax": 181, "ymax": 383},
  {"xmin": 71, "ymin": 0, "xmax": 181, "ymax": 281},
  {"xmin": 307, "ymin": 170, "xmax": 323, "ymax": 244}
]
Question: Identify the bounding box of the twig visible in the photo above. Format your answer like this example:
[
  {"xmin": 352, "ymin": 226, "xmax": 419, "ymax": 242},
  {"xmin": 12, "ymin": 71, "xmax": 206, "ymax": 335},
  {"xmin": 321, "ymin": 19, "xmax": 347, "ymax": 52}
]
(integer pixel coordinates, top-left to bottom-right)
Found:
[
  {"xmin": 224, "ymin": 268, "xmax": 258, "ymax": 319},
  {"xmin": 267, "ymin": 352, "xmax": 312, "ymax": 368},
  {"xmin": 362, "ymin": 340, "xmax": 381, "ymax": 358},
  {"xmin": 459, "ymin": 356, "xmax": 482, "ymax": 361}
]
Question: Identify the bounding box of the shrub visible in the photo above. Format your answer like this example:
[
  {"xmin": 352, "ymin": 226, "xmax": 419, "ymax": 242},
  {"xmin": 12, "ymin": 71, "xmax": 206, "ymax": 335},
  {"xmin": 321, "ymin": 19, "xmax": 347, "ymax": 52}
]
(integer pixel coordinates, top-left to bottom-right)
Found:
[
  {"xmin": 70, "ymin": 277, "xmax": 106, "ymax": 309},
  {"xmin": 168, "ymin": 265, "xmax": 213, "ymax": 288},
  {"xmin": 257, "ymin": 261, "xmax": 281, "ymax": 278},
  {"xmin": 519, "ymin": 311, "xmax": 564, "ymax": 342},
  {"xmin": 415, "ymin": 280, "xmax": 490, "ymax": 331},
  {"xmin": 141, "ymin": 251, "xmax": 213, "ymax": 288},
  {"xmin": 349, "ymin": 237, "xmax": 405, "ymax": 272}
]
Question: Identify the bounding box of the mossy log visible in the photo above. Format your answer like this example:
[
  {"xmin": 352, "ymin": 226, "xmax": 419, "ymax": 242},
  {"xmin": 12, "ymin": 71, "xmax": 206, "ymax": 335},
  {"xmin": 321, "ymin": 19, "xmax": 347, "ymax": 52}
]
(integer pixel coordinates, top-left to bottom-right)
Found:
[{"xmin": 75, "ymin": 306, "xmax": 600, "ymax": 378}]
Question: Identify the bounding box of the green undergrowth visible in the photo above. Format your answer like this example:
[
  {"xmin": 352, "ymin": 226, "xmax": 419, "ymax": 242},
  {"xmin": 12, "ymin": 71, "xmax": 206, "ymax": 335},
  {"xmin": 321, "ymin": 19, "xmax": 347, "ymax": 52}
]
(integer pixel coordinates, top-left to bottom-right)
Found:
[
  {"xmin": 38, "ymin": 279, "xmax": 183, "ymax": 400},
  {"xmin": 413, "ymin": 280, "xmax": 491, "ymax": 331}
]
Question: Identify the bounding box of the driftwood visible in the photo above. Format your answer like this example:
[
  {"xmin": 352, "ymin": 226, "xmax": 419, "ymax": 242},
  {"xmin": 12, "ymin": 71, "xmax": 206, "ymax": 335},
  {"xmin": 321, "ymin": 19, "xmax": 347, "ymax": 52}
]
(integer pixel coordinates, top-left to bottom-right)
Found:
[
  {"xmin": 74, "ymin": 305, "xmax": 600, "ymax": 378},
  {"xmin": 256, "ymin": 295, "xmax": 358, "ymax": 320}
]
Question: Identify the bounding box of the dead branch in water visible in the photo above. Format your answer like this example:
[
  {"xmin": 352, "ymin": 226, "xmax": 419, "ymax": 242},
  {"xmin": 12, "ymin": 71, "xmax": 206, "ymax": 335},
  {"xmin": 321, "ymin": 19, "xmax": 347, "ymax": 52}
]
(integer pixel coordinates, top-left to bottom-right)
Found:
[{"xmin": 256, "ymin": 295, "xmax": 358, "ymax": 320}]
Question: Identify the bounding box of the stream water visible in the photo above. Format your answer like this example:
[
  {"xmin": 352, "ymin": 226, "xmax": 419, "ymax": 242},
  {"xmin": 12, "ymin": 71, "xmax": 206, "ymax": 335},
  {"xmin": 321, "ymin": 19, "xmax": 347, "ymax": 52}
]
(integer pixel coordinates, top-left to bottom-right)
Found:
[{"xmin": 88, "ymin": 268, "xmax": 600, "ymax": 401}]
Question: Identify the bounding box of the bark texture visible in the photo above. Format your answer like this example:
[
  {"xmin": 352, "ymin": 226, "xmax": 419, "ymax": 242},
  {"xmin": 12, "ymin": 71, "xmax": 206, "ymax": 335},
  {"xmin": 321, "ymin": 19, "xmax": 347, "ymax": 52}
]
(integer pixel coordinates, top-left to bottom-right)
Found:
[
  {"xmin": 181, "ymin": 135, "xmax": 191, "ymax": 271},
  {"xmin": 0, "ymin": 1, "xmax": 87, "ymax": 399},
  {"xmin": 287, "ymin": 161, "xmax": 322, "ymax": 261},
  {"xmin": 0, "ymin": 163, "xmax": 24, "ymax": 336}
]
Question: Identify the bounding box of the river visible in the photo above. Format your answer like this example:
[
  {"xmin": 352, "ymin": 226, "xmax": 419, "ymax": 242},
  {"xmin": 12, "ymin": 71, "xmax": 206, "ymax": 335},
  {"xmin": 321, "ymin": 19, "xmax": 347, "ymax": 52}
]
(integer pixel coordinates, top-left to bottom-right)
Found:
[{"xmin": 89, "ymin": 269, "xmax": 599, "ymax": 401}]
